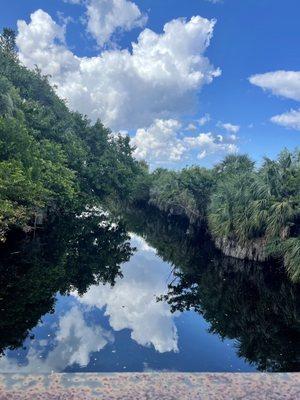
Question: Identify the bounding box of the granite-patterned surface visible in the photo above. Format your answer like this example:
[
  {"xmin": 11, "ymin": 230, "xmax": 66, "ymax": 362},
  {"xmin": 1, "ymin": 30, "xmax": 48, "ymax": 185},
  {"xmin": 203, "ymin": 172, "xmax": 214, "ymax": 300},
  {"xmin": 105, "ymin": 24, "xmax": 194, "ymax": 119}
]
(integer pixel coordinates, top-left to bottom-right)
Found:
[{"xmin": 0, "ymin": 373, "xmax": 299, "ymax": 399}]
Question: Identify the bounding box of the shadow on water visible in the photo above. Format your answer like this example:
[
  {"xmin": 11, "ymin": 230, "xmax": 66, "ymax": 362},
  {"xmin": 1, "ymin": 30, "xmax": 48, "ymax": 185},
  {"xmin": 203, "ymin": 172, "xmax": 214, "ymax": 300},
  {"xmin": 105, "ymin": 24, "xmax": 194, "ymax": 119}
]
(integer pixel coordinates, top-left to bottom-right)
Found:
[
  {"xmin": 121, "ymin": 205, "xmax": 300, "ymax": 372},
  {"xmin": 0, "ymin": 205, "xmax": 299, "ymax": 372},
  {"xmin": 0, "ymin": 211, "xmax": 133, "ymax": 355}
]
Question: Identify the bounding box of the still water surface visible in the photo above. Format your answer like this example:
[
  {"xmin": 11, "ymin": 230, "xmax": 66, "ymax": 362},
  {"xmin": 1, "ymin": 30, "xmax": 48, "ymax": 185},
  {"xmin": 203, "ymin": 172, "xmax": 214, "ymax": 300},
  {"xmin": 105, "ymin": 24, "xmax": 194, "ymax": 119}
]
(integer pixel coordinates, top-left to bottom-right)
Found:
[{"xmin": 0, "ymin": 209, "xmax": 299, "ymax": 372}]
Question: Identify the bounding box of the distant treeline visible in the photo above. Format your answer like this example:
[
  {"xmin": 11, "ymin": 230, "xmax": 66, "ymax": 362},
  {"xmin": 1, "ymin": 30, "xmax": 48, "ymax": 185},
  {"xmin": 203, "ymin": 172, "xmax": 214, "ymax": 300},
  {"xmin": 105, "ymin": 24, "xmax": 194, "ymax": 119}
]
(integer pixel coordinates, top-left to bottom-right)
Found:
[{"xmin": 131, "ymin": 152, "xmax": 300, "ymax": 282}]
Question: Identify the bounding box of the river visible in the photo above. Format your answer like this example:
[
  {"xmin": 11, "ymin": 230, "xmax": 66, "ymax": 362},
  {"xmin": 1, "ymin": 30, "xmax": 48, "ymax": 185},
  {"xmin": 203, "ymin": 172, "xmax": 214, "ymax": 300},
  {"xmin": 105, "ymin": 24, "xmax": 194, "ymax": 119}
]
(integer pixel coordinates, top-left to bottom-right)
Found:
[{"xmin": 0, "ymin": 207, "xmax": 299, "ymax": 372}]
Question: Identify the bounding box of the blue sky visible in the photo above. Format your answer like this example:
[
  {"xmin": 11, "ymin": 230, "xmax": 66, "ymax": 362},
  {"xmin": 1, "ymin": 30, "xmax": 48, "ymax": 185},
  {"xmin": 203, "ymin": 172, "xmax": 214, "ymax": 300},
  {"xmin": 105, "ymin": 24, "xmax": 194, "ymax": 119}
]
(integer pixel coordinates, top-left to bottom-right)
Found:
[{"xmin": 1, "ymin": 0, "xmax": 299, "ymax": 168}]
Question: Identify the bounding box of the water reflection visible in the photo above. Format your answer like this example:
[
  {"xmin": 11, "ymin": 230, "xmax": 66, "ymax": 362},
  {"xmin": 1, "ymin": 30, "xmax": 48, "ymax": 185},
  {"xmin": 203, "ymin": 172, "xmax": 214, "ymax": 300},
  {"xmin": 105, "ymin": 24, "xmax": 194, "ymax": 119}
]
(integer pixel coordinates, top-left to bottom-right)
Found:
[
  {"xmin": 0, "ymin": 206, "xmax": 299, "ymax": 372},
  {"xmin": 0, "ymin": 306, "xmax": 114, "ymax": 372},
  {"xmin": 0, "ymin": 211, "xmax": 133, "ymax": 354},
  {"xmin": 73, "ymin": 234, "xmax": 179, "ymax": 353},
  {"xmin": 123, "ymin": 206, "xmax": 300, "ymax": 372}
]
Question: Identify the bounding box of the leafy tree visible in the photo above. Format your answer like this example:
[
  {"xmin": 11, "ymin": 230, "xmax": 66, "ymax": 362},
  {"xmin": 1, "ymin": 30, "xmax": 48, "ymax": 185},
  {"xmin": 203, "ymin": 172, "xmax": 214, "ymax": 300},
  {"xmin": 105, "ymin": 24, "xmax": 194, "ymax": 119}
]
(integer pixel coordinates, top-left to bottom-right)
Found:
[
  {"xmin": 208, "ymin": 150, "xmax": 300, "ymax": 281},
  {"xmin": 0, "ymin": 28, "xmax": 17, "ymax": 59},
  {"xmin": 0, "ymin": 28, "xmax": 142, "ymax": 240},
  {"xmin": 149, "ymin": 167, "xmax": 215, "ymax": 224},
  {"xmin": 129, "ymin": 149, "xmax": 299, "ymax": 281}
]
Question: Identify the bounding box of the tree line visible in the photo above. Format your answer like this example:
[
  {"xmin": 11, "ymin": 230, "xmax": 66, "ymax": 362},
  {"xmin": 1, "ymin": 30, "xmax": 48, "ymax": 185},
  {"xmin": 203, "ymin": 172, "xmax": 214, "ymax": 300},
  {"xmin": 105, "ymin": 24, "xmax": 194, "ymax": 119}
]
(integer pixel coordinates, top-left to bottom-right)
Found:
[
  {"xmin": 0, "ymin": 27, "xmax": 299, "ymax": 282},
  {"xmin": 0, "ymin": 28, "xmax": 143, "ymax": 241},
  {"xmin": 131, "ymin": 153, "xmax": 300, "ymax": 282}
]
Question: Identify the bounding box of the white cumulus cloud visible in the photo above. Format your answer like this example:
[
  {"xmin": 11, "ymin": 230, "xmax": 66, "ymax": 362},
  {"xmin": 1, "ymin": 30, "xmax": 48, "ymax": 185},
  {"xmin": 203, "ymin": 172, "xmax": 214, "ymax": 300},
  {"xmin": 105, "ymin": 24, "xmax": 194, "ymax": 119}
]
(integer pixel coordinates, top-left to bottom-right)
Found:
[
  {"xmin": 217, "ymin": 121, "xmax": 240, "ymax": 133},
  {"xmin": 249, "ymin": 71, "xmax": 300, "ymax": 101},
  {"xmin": 184, "ymin": 131, "xmax": 238, "ymax": 160},
  {"xmin": 85, "ymin": 0, "xmax": 147, "ymax": 47},
  {"xmin": 271, "ymin": 108, "xmax": 300, "ymax": 130},
  {"xmin": 16, "ymin": 10, "xmax": 220, "ymax": 131},
  {"xmin": 249, "ymin": 70, "xmax": 300, "ymax": 131},
  {"xmin": 198, "ymin": 113, "xmax": 211, "ymax": 126},
  {"xmin": 132, "ymin": 119, "xmax": 186, "ymax": 163},
  {"xmin": 131, "ymin": 119, "xmax": 238, "ymax": 165},
  {"xmin": 56, "ymin": 307, "xmax": 113, "ymax": 367},
  {"xmin": 185, "ymin": 123, "xmax": 197, "ymax": 131}
]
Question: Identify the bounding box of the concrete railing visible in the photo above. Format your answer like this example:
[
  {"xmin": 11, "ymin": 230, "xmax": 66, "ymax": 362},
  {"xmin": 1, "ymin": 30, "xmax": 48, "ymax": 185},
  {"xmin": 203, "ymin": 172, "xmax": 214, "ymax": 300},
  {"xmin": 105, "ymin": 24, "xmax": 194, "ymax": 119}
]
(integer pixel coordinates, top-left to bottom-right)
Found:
[{"xmin": 0, "ymin": 373, "xmax": 299, "ymax": 399}]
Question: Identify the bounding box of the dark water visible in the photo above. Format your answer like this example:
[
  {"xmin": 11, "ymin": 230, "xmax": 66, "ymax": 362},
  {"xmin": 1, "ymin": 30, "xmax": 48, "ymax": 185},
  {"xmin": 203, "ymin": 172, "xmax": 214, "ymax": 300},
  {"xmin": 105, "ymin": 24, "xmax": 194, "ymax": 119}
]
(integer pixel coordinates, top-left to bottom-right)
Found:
[{"xmin": 0, "ymin": 207, "xmax": 299, "ymax": 373}]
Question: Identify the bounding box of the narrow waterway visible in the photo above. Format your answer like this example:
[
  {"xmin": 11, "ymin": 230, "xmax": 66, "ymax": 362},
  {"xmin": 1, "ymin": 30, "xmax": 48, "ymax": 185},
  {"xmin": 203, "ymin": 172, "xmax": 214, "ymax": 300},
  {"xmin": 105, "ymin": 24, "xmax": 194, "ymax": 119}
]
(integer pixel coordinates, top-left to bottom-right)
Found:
[{"xmin": 0, "ymin": 210, "xmax": 299, "ymax": 372}]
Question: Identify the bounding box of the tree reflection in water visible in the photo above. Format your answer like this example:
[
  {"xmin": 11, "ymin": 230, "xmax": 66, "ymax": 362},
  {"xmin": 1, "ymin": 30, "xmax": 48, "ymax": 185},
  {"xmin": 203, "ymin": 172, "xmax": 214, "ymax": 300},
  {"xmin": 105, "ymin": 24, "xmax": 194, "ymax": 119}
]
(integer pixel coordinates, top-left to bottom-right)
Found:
[
  {"xmin": 0, "ymin": 204, "xmax": 299, "ymax": 372},
  {"xmin": 0, "ymin": 211, "xmax": 133, "ymax": 354},
  {"xmin": 122, "ymin": 205, "xmax": 300, "ymax": 372}
]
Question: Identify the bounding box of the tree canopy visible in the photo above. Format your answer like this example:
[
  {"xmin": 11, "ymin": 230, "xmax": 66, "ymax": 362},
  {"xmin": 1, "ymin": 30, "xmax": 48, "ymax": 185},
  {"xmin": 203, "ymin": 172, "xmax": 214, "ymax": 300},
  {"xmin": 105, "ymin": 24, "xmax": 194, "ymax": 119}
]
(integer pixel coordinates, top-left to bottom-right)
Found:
[
  {"xmin": 129, "ymin": 151, "xmax": 300, "ymax": 282},
  {"xmin": 0, "ymin": 28, "xmax": 141, "ymax": 241},
  {"xmin": 0, "ymin": 27, "xmax": 299, "ymax": 282}
]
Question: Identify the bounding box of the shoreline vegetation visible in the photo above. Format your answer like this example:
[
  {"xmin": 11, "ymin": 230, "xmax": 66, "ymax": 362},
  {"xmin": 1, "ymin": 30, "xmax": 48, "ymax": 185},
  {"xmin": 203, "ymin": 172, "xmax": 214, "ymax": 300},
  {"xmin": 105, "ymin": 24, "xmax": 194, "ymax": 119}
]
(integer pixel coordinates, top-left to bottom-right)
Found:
[
  {"xmin": 0, "ymin": 28, "xmax": 142, "ymax": 239},
  {"xmin": 0, "ymin": 28, "xmax": 299, "ymax": 282},
  {"xmin": 131, "ymin": 149, "xmax": 300, "ymax": 282}
]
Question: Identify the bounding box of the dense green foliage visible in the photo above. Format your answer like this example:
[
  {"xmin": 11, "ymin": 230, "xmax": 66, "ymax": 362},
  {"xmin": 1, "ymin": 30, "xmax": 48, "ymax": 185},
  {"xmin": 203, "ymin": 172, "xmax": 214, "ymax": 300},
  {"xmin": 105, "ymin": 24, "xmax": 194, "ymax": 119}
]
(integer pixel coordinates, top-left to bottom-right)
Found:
[
  {"xmin": 209, "ymin": 152, "xmax": 300, "ymax": 281},
  {"xmin": 148, "ymin": 167, "xmax": 215, "ymax": 224},
  {"xmin": 131, "ymin": 152, "xmax": 300, "ymax": 282},
  {"xmin": 0, "ymin": 28, "xmax": 299, "ymax": 282},
  {"xmin": 0, "ymin": 29, "xmax": 140, "ymax": 240}
]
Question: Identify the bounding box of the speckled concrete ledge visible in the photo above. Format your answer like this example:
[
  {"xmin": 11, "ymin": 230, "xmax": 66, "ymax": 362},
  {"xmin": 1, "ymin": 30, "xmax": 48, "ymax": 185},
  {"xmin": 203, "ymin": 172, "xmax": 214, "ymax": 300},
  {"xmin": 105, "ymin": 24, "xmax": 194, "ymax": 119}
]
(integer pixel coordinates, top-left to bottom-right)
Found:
[{"xmin": 0, "ymin": 373, "xmax": 299, "ymax": 399}]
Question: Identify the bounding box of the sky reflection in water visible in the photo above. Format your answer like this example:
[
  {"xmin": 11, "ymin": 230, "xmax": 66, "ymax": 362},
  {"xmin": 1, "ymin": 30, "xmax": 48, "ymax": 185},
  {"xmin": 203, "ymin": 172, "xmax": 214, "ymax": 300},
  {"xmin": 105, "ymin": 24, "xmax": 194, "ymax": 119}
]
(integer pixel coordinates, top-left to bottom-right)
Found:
[{"xmin": 0, "ymin": 234, "xmax": 254, "ymax": 373}]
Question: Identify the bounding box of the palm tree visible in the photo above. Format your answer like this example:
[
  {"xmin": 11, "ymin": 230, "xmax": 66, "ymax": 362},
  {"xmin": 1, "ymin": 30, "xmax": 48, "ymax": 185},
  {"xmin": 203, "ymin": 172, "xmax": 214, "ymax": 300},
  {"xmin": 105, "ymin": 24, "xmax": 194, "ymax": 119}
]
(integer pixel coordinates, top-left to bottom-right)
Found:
[{"xmin": 208, "ymin": 149, "xmax": 300, "ymax": 281}]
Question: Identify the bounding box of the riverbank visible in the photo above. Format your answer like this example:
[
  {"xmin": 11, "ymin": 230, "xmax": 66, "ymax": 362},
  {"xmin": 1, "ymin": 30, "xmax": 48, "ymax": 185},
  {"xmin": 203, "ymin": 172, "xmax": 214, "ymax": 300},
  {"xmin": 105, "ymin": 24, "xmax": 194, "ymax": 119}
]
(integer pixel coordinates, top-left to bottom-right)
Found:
[{"xmin": 130, "ymin": 151, "xmax": 300, "ymax": 282}]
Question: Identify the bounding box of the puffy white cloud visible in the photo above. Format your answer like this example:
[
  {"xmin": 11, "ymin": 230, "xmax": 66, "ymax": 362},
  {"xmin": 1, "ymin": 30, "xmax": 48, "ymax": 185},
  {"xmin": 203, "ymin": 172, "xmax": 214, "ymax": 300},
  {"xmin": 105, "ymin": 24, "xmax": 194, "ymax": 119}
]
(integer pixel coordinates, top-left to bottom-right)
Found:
[
  {"xmin": 16, "ymin": 10, "xmax": 79, "ymax": 79},
  {"xmin": 85, "ymin": 0, "xmax": 147, "ymax": 47},
  {"xmin": 270, "ymin": 108, "xmax": 300, "ymax": 130},
  {"xmin": 132, "ymin": 119, "xmax": 186, "ymax": 163},
  {"xmin": 16, "ymin": 10, "xmax": 220, "ymax": 131},
  {"xmin": 249, "ymin": 70, "xmax": 300, "ymax": 131},
  {"xmin": 217, "ymin": 121, "xmax": 240, "ymax": 133},
  {"xmin": 185, "ymin": 123, "xmax": 197, "ymax": 131},
  {"xmin": 249, "ymin": 71, "xmax": 300, "ymax": 101},
  {"xmin": 74, "ymin": 234, "xmax": 179, "ymax": 353},
  {"xmin": 64, "ymin": 0, "xmax": 146, "ymax": 46},
  {"xmin": 228, "ymin": 134, "xmax": 238, "ymax": 141},
  {"xmin": 131, "ymin": 119, "xmax": 238, "ymax": 165},
  {"xmin": 184, "ymin": 131, "xmax": 238, "ymax": 160},
  {"xmin": 198, "ymin": 113, "xmax": 211, "ymax": 126},
  {"xmin": 0, "ymin": 307, "xmax": 113, "ymax": 372}
]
